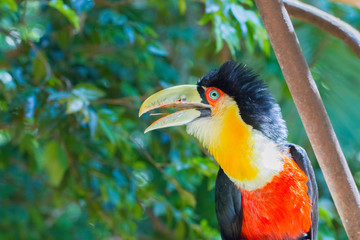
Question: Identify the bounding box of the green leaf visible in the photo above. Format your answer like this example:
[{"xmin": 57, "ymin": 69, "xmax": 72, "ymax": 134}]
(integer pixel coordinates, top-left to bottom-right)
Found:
[
  {"xmin": 48, "ymin": 91, "xmax": 71, "ymax": 101},
  {"xmin": 262, "ymin": 38, "xmax": 270, "ymax": 56},
  {"xmin": 244, "ymin": 10, "xmax": 261, "ymax": 26},
  {"xmin": 175, "ymin": 220, "xmax": 185, "ymax": 239},
  {"xmin": 205, "ymin": 0, "xmax": 220, "ymax": 13},
  {"xmin": 221, "ymin": 22, "xmax": 239, "ymax": 55},
  {"xmin": 56, "ymin": 28, "xmax": 72, "ymax": 49},
  {"xmin": 230, "ymin": 4, "xmax": 248, "ymax": 35},
  {"xmin": 245, "ymin": 32, "xmax": 255, "ymax": 53},
  {"xmin": 124, "ymin": 26, "xmax": 135, "ymax": 44},
  {"xmin": 179, "ymin": 189, "xmax": 196, "ymax": 207},
  {"xmin": 98, "ymin": 9, "xmax": 127, "ymax": 25},
  {"xmin": 42, "ymin": 141, "xmax": 68, "ymax": 186},
  {"xmin": 66, "ymin": 97, "xmax": 84, "ymax": 114},
  {"xmin": 213, "ymin": 15, "xmax": 239, "ymax": 54},
  {"xmin": 0, "ymin": 0, "xmax": 17, "ymax": 11},
  {"xmin": 178, "ymin": 0, "xmax": 186, "ymax": 15},
  {"xmin": 0, "ymin": 70, "xmax": 16, "ymax": 90},
  {"xmin": 33, "ymin": 53, "xmax": 47, "ymax": 82},
  {"xmin": 47, "ymin": 77, "xmax": 62, "ymax": 87},
  {"xmin": 106, "ymin": 183, "xmax": 120, "ymax": 205},
  {"xmin": 99, "ymin": 119, "xmax": 116, "ymax": 143},
  {"xmin": 153, "ymin": 202, "xmax": 166, "ymax": 216},
  {"xmin": 213, "ymin": 15, "xmax": 223, "ymax": 52},
  {"xmin": 72, "ymin": 83, "xmax": 105, "ymax": 100},
  {"xmin": 147, "ymin": 43, "xmax": 168, "ymax": 56},
  {"xmin": 198, "ymin": 13, "xmax": 213, "ymax": 25},
  {"xmin": 88, "ymin": 109, "xmax": 98, "ymax": 137},
  {"xmin": 0, "ymin": 130, "xmax": 11, "ymax": 146},
  {"xmin": 49, "ymin": 0, "xmax": 80, "ymax": 31},
  {"xmin": 319, "ymin": 207, "xmax": 334, "ymax": 227},
  {"xmin": 32, "ymin": 140, "xmax": 43, "ymax": 170},
  {"xmin": 60, "ymin": 203, "xmax": 82, "ymax": 224}
]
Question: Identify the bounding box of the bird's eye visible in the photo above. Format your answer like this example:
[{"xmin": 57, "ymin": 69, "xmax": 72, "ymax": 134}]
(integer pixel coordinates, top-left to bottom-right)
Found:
[
  {"xmin": 209, "ymin": 90, "xmax": 219, "ymax": 100},
  {"xmin": 205, "ymin": 87, "xmax": 223, "ymax": 105}
]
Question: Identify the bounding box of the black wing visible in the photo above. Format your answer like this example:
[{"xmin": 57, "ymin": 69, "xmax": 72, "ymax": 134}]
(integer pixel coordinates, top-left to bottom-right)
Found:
[
  {"xmin": 215, "ymin": 168, "xmax": 243, "ymax": 240},
  {"xmin": 288, "ymin": 143, "xmax": 319, "ymax": 240}
]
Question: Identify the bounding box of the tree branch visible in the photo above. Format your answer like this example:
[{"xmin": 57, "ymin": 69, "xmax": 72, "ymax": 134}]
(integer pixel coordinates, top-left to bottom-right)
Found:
[
  {"xmin": 0, "ymin": 27, "xmax": 19, "ymax": 43},
  {"xmin": 129, "ymin": 135, "xmax": 190, "ymax": 198},
  {"xmin": 144, "ymin": 207, "xmax": 175, "ymax": 239},
  {"xmin": 284, "ymin": 0, "xmax": 360, "ymax": 58},
  {"xmin": 93, "ymin": 0, "xmax": 146, "ymax": 7},
  {"xmin": 254, "ymin": 0, "xmax": 360, "ymax": 239},
  {"xmin": 21, "ymin": 0, "xmax": 28, "ymax": 24},
  {"xmin": 29, "ymin": 42, "xmax": 53, "ymax": 82}
]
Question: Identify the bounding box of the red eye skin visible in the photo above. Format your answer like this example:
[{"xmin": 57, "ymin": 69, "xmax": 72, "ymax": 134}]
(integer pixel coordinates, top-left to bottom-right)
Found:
[{"xmin": 205, "ymin": 87, "xmax": 224, "ymax": 106}]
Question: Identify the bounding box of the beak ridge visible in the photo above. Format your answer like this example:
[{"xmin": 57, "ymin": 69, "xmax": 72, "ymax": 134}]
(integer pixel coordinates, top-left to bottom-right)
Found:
[
  {"xmin": 139, "ymin": 85, "xmax": 207, "ymax": 117},
  {"xmin": 139, "ymin": 84, "xmax": 210, "ymax": 133}
]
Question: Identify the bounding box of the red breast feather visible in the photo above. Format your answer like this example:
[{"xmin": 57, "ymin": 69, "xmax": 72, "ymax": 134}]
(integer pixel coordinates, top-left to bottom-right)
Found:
[{"xmin": 240, "ymin": 155, "xmax": 312, "ymax": 240}]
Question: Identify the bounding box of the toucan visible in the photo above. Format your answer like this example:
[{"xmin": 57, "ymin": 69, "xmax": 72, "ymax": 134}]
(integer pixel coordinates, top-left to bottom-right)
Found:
[{"xmin": 139, "ymin": 61, "xmax": 318, "ymax": 240}]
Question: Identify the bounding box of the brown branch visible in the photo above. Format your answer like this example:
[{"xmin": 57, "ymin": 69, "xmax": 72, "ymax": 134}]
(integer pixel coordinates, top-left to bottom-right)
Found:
[
  {"xmin": 255, "ymin": 0, "xmax": 360, "ymax": 239},
  {"xmin": 129, "ymin": 136, "xmax": 190, "ymax": 198},
  {"xmin": 29, "ymin": 42, "xmax": 53, "ymax": 81},
  {"xmin": 0, "ymin": 27, "xmax": 11, "ymax": 36},
  {"xmin": 284, "ymin": 0, "xmax": 360, "ymax": 58},
  {"xmin": 0, "ymin": 125, "xmax": 11, "ymax": 130},
  {"xmin": 95, "ymin": 93, "xmax": 161, "ymax": 108},
  {"xmin": 0, "ymin": 27, "xmax": 19, "ymax": 43},
  {"xmin": 21, "ymin": 0, "xmax": 27, "ymax": 24},
  {"xmin": 96, "ymin": 96, "xmax": 145, "ymax": 104},
  {"xmin": 72, "ymin": 45, "xmax": 125, "ymax": 57},
  {"xmin": 93, "ymin": 0, "xmax": 146, "ymax": 7},
  {"xmin": 144, "ymin": 207, "xmax": 175, "ymax": 239},
  {"xmin": 95, "ymin": 96, "xmax": 145, "ymax": 109}
]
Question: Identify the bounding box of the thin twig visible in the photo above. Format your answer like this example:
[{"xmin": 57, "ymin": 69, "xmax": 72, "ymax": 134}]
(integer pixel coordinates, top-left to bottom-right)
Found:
[
  {"xmin": 96, "ymin": 96, "xmax": 145, "ymax": 104},
  {"xmin": 95, "ymin": 96, "xmax": 149, "ymax": 109},
  {"xmin": 29, "ymin": 42, "xmax": 53, "ymax": 81},
  {"xmin": 0, "ymin": 27, "xmax": 18, "ymax": 43},
  {"xmin": 144, "ymin": 207, "xmax": 175, "ymax": 238},
  {"xmin": 0, "ymin": 27, "xmax": 11, "ymax": 36},
  {"xmin": 93, "ymin": 0, "xmax": 147, "ymax": 7},
  {"xmin": 95, "ymin": 99, "xmax": 138, "ymax": 109},
  {"xmin": 21, "ymin": 0, "xmax": 28, "ymax": 24},
  {"xmin": 129, "ymin": 135, "xmax": 188, "ymax": 196},
  {"xmin": 284, "ymin": 0, "xmax": 360, "ymax": 58}
]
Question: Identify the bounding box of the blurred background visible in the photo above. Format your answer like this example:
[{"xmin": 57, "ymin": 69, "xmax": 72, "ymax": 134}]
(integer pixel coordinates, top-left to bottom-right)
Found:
[{"xmin": 0, "ymin": 0, "xmax": 359, "ymax": 239}]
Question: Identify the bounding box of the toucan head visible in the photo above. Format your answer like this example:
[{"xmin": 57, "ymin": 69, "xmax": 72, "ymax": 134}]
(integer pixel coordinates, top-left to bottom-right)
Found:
[{"xmin": 139, "ymin": 61, "xmax": 287, "ymax": 144}]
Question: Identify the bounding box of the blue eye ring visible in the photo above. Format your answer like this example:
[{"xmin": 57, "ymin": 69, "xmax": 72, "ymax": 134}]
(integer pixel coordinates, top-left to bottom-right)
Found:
[{"xmin": 209, "ymin": 90, "xmax": 219, "ymax": 100}]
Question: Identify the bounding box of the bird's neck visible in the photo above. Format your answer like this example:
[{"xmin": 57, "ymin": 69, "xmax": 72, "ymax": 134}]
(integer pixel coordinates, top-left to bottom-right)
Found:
[{"xmin": 209, "ymin": 106, "xmax": 283, "ymax": 190}]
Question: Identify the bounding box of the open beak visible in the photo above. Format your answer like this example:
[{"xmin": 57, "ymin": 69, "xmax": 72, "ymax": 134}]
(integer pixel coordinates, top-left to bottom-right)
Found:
[{"xmin": 139, "ymin": 85, "xmax": 210, "ymax": 133}]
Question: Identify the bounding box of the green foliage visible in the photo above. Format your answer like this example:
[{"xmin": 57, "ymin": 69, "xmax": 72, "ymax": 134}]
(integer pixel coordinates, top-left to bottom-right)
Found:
[
  {"xmin": 48, "ymin": 0, "xmax": 80, "ymax": 31},
  {"xmin": 199, "ymin": 0, "xmax": 268, "ymax": 55},
  {"xmin": 0, "ymin": 0, "xmax": 18, "ymax": 11},
  {"xmin": 0, "ymin": 0, "xmax": 359, "ymax": 239},
  {"xmin": 42, "ymin": 141, "xmax": 69, "ymax": 186}
]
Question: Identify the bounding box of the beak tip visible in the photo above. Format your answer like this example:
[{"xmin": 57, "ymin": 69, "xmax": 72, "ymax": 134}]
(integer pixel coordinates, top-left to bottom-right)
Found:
[{"xmin": 138, "ymin": 108, "xmax": 144, "ymax": 117}]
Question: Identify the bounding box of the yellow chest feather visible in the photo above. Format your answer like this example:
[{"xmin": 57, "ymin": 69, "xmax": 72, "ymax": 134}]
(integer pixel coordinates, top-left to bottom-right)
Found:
[
  {"xmin": 186, "ymin": 100, "xmax": 282, "ymax": 190},
  {"xmin": 209, "ymin": 106, "xmax": 259, "ymax": 181}
]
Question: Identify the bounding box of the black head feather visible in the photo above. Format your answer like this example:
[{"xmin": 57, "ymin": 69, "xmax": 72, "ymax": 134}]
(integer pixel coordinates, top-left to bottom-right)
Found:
[{"xmin": 197, "ymin": 61, "xmax": 288, "ymax": 143}]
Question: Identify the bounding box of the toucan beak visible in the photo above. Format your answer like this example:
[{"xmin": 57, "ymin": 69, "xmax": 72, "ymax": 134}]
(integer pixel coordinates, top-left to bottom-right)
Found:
[{"xmin": 139, "ymin": 85, "xmax": 210, "ymax": 133}]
